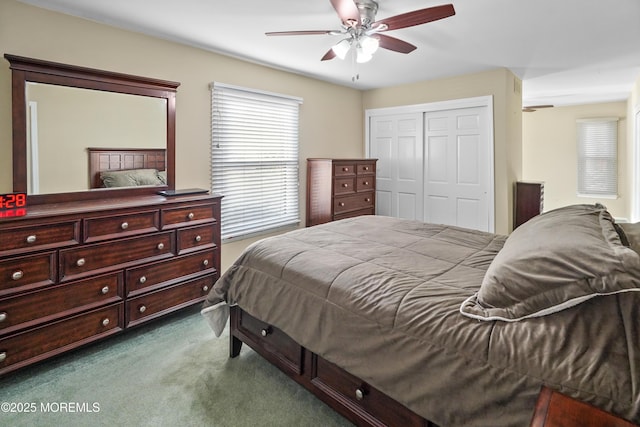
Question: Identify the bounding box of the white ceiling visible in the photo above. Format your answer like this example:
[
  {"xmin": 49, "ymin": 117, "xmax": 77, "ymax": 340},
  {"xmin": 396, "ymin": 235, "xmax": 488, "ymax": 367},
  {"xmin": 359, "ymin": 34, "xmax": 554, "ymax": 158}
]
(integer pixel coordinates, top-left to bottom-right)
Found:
[{"xmin": 18, "ymin": 0, "xmax": 640, "ymax": 107}]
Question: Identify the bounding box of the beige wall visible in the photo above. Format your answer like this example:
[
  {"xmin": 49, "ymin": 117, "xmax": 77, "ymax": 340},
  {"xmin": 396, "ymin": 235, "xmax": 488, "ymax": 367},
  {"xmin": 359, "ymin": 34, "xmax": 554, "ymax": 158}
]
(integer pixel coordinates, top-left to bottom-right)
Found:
[
  {"xmin": 522, "ymin": 102, "xmax": 629, "ymax": 219},
  {"xmin": 0, "ymin": 0, "xmax": 363, "ymax": 271},
  {"xmin": 626, "ymin": 75, "xmax": 640, "ymax": 222},
  {"xmin": 363, "ymin": 68, "xmax": 523, "ymax": 234}
]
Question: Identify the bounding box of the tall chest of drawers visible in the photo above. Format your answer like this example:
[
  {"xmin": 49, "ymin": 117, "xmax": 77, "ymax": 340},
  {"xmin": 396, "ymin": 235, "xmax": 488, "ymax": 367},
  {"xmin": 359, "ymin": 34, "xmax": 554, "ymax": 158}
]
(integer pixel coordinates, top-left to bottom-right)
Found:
[
  {"xmin": 306, "ymin": 158, "xmax": 377, "ymax": 227},
  {"xmin": 0, "ymin": 194, "xmax": 221, "ymax": 375}
]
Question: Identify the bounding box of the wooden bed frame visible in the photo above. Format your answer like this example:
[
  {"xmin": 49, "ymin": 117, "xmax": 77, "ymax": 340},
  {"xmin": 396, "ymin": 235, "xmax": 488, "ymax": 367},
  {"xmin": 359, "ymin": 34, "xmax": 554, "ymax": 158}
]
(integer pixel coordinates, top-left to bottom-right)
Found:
[
  {"xmin": 229, "ymin": 305, "xmax": 436, "ymax": 427},
  {"xmin": 88, "ymin": 147, "xmax": 166, "ymax": 188},
  {"xmin": 230, "ymin": 306, "xmax": 640, "ymax": 427}
]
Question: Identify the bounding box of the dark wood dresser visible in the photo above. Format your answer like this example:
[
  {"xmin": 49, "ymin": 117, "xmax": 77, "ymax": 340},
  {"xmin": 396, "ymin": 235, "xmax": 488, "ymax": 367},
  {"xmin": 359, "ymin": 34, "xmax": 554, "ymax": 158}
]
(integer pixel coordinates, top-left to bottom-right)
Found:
[
  {"xmin": 0, "ymin": 193, "xmax": 221, "ymax": 375},
  {"xmin": 306, "ymin": 158, "xmax": 377, "ymax": 227},
  {"xmin": 515, "ymin": 181, "xmax": 544, "ymax": 229}
]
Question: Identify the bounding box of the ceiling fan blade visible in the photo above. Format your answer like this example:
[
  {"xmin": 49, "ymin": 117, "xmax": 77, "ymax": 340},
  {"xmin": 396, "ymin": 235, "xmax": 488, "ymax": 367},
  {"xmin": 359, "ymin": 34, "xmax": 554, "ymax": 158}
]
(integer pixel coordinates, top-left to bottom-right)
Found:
[
  {"xmin": 330, "ymin": 0, "xmax": 361, "ymax": 27},
  {"xmin": 321, "ymin": 49, "xmax": 337, "ymax": 61},
  {"xmin": 374, "ymin": 4, "xmax": 455, "ymax": 31},
  {"xmin": 377, "ymin": 34, "xmax": 417, "ymax": 54},
  {"xmin": 266, "ymin": 30, "xmax": 335, "ymax": 36}
]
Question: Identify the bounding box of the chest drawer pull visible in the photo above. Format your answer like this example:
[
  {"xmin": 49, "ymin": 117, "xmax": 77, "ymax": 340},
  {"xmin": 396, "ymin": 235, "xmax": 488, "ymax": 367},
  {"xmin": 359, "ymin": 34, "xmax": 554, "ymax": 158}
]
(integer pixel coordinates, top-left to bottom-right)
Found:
[
  {"xmin": 342, "ymin": 183, "xmax": 349, "ymax": 188},
  {"xmin": 26, "ymin": 235, "xmax": 37, "ymax": 243},
  {"xmin": 355, "ymin": 388, "xmax": 366, "ymax": 401},
  {"xmin": 202, "ymin": 259, "xmax": 209, "ymax": 267},
  {"xmin": 202, "ymin": 285, "xmax": 209, "ymax": 292},
  {"xmin": 363, "ymin": 181, "xmax": 369, "ymax": 186},
  {"xmin": 365, "ymin": 198, "xmax": 371, "ymax": 202},
  {"xmin": 139, "ymin": 305, "xmax": 147, "ymax": 313},
  {"xmin": 0, "ymin": 352, "xmax": 6, "ymax": 363},
  {"xmin": 139, "ymin": 276, "xmax": 147, "ymax": 284},
  {"xmin": 187, "ymin": 212, "xmax": 195, "ymax": 220},
  {"xmin": 261, "ymin": 327, "xmax": 272, "ymax": 337},
  {"xmin": 338, "ymin": 202, "xmax": 345, "ymax": 207},
  {"xmin": 101, "ymin": 286, "xmax": 110, "ymax": 295},
  {"xmin": 102, "ymin": 318, "xmax": 110, "ymax": 327},
  {"xmin": 11, "ymin": 270, "xmax": 24, "ymax": 281},
  {"xmin": 76, "ymin": 258, "xmax": 86, "ymax": 267},
  {"xmin": 195, "ymin": 235, "xmax": 202, "ymax": 242},
  {"xmin": 342, "ymin": 167, "xmax": 349, "ymax": 172},
  {"xmin": 0, "ymin": 312, "xmax": 7, "ymax": 323},
  {"xmin": 157, "ymin": 243, "xmax": 164, "ymax": 250},
  {"xmin": 120, "ymin": 222, "xmax": 129, "ymax": 230}
]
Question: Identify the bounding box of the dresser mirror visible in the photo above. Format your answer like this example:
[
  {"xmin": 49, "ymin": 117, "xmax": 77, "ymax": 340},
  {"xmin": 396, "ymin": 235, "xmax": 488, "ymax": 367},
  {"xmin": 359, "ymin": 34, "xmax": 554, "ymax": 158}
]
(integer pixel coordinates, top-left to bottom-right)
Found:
[{"xmin": 5, "ymin": 54, "xmax": 179, "ymax": 204}]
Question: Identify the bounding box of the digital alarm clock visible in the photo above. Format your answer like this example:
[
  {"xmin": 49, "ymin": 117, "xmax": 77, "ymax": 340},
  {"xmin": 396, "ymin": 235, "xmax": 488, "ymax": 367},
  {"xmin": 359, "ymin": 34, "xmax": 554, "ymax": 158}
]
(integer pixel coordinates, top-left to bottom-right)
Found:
[{"xmin": 0, "ymin": 192, "xmax": 27, "ymax": 217}]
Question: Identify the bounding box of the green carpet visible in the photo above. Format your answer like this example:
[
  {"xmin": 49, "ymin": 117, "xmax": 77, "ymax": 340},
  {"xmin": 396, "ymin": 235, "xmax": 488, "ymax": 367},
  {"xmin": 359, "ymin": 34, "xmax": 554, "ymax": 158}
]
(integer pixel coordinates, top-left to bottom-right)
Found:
[{"xmin": 0, "ymin": 307, "xmax": 352, "ymax": 427}]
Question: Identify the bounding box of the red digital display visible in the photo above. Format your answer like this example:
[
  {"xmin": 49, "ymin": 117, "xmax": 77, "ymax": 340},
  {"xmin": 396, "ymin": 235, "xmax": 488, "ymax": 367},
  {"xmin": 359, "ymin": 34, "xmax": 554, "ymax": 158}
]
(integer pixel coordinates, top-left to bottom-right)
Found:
[{"xmin": 0, "ymin": 192, "xmax": 27, "ymax": 217}]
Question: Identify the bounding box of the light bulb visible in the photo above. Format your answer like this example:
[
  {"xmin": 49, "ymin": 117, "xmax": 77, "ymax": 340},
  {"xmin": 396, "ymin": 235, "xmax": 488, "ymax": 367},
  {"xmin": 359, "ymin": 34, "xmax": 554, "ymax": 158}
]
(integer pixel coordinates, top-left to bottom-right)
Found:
[
  {"xmin": 360, "ymin": 36, "xmax": 379, "ymax": 56},
  {"xmin": 331, "ymin": 39, "xmax": 351, "ymax": 60},
  {"xmin": 356, "ymin": 44, "xmax": 373, "ymax": 63}
]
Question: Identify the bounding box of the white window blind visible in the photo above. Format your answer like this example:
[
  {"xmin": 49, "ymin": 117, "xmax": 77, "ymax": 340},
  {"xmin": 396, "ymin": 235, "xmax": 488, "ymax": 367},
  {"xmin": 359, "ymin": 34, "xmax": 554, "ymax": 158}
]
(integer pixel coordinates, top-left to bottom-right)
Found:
[
  {"xmin": 577, "ymin": 117, "xmax": 618, "ymax": 197},
  {"xmin": 211, "ymin": 82, "xmax": 302, "ymax": 241}
]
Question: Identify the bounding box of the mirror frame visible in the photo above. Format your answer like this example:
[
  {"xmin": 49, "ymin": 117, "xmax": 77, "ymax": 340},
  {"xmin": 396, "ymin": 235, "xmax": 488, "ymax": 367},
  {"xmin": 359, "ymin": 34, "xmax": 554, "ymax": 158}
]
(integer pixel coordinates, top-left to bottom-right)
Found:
[{"xmin": 5, "ymin": 54, "xmax": 179, "ymax": 205}]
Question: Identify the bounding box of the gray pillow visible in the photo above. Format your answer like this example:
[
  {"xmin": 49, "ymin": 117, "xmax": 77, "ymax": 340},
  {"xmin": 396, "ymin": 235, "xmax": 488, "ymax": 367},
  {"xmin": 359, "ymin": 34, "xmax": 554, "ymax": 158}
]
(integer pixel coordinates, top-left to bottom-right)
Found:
[
  {"xmin": 460, "ymin": 204, "xmax": 640, "ymax": 321},
  {"xmin": 100, "ymin": 168, "xmax": 163, "ymax": 188},
  {"xmin": 618, "ymin": 222, "xmax": 640, "ymax": 254}
]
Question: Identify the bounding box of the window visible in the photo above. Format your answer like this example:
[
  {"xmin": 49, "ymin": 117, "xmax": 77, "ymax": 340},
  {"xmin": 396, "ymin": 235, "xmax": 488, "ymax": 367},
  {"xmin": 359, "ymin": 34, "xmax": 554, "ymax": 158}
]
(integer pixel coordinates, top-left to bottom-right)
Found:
[
  {"xmin": 577, "ymin": 117, "xmax": 618, "ymax": 198},
  {"xmin": 211, "ymin": 83, "xmax": 302, "ymax": 241}
]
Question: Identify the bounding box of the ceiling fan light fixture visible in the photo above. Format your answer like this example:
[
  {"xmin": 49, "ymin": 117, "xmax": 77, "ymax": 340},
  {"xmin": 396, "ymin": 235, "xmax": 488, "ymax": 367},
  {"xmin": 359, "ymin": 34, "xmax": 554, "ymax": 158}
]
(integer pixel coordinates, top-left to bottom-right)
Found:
[
  {"xmin": 360, "ymin": 35, "xmax": 379, "ymax": 56},
  {"xmin": 332, "ymin": 38, "xmax": 352, "ymax": 60},
  {"xmin": 356, "ymin": 45, "xmax": 373, "ymax": 63}
]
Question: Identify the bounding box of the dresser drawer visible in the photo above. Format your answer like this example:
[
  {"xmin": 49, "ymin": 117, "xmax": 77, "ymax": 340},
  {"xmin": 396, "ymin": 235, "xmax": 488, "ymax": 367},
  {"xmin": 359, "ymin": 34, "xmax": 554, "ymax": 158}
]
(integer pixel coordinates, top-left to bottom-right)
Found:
[
  {"xmin": 0, "ymin": 272, "xmax": 123, "ymax": 336},
  {"xmin": 177, "ymin": 223, "xmax": 217, "ymax": 255},
  {"xmin": 356, "ymin": 162, "xmax": 376, "ymax": 175},
  {"xmin": 333, "ymin": 163, "xmax": 356, "ymax": 177},
  {"xmin": 237, "ymin": 309, "xmax": 303, "ymax": 376},
  {"xmin": 312, "ymin": 356, "xmax": 424, "ymax": 427},
  {"xmin": 334, "ymin": 193, "xmax": 374, "ymax": 214},
  {"xmin": 161, "ymin": 203, "xmax": 217, "ymax": 229},
  {"xmin": 59, "ymin": 231, "xmax": 174, "ymax": 282},
  {"xmin": 334, "ymin": 208, "xmax": 374, "ymax": 222},
  {"xmin": 84, "ymin": 209, "xmax": 159, "ymax": 243},
  {"xmin": 0, "ymin": 221, "xmax": 80, "ymax": 257},
  {"xmin": 356, "ymin": 176, "xmax": 375, "ymax": 192},
  {"xmin": 334, "ymin": 177, "xmax": 356, "ymax": 195},
  {"xmin": 125, "ymin": 249, "xmax": 217, "ymax": 296},
  {"xmin": 0, "ymin": 303, "xmax": 123, "ymax": 375},
  {"xmin": 126, "ymin": 275, "xmax": 215, "ymax": 327},
  {"xmin": 0, "ymin": 252, "xmax": 56, "ymax": 297}
]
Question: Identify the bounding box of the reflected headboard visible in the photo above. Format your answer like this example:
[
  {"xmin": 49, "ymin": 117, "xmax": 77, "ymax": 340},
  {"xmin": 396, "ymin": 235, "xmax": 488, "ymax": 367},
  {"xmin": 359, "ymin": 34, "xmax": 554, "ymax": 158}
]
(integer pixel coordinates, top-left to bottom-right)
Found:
[{"xmin": 88, "ymin": 147, "xmax": 166, "ymax": 188}]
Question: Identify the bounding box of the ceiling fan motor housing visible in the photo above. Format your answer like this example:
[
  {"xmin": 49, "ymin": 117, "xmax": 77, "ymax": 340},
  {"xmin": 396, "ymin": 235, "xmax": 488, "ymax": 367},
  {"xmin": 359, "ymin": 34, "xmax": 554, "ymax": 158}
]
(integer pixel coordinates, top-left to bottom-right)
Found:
[{"xmin": 355, "ymin": 0, "xmax": 379, "ymax": 29}]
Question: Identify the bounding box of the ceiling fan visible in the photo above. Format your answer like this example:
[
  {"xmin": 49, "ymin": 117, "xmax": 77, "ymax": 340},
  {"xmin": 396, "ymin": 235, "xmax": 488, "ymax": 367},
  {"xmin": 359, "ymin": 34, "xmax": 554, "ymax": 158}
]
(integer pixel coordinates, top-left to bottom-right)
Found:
[{"xmin": 266, "ymin": 0, "xmax": 456, "ymax": 64}]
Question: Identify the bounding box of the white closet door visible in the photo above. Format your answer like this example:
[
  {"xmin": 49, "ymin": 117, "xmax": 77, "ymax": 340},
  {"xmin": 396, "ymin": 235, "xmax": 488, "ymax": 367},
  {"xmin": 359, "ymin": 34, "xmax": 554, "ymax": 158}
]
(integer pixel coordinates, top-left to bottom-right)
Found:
[
  {"xmin": 369, "ymin": 113, "xmax": 423, "ymax": 219},
  {"xmin": 424, "ymin": 106, "xmax": 491, "ymax": 231}
]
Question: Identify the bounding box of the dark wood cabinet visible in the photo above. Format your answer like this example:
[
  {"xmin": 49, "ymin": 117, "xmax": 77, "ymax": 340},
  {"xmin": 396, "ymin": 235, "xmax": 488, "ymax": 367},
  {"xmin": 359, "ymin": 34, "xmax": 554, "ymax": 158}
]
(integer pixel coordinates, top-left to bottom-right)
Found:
[
  {"xmin": 306, "ymin": 158, "xmax": 377, "ymax": 227},
  {"xmin": 0, "ymin": 194, "xmax": 221, "ymax": 375},
  {"xmin": 515, "ymin": 181, "xmax": 544, "ymax": 229}
]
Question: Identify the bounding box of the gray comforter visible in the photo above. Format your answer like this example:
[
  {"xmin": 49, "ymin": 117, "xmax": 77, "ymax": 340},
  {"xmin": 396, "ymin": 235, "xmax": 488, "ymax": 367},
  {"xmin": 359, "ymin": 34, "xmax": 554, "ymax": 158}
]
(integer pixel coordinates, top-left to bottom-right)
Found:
[{"xmin": 204, "ymin": 215, "xmax": 640, "ymax": 426}]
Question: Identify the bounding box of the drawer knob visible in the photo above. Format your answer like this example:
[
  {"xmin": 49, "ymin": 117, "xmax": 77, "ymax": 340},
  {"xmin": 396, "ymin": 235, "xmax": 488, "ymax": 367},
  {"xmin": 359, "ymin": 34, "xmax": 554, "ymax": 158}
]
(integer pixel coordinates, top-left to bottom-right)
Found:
[
  {"xmin": 157, "ymin": 243, "xmax": 165, "ymax": 250},
  {"xmin": 0, "ymin": 352, "xmax": 6, "ymax": 363},
  {"xmin": 0, "ymin": 312, "xmax": 7, "ymax": 323},
  {"xmin": 363, "ymin": 181, "xmax": 369, "ymax": 186},
  {"xmin": 11, "ymin": 270, "xmax": 23, "ymax": 281},
  {"xmin": 139, "ymin": 305, "xmax": 147, "ymax": 313},
  {"xmin": 195, "ymin": 235, "xmax": 202, "ymax": 242},
  {"xmin": 202, "ymin": 259, "xmax": 209, "ymax": 267},
  {"xmin": 355, "ymin": 388, "xmax": 365, "ymax": 401},
  {"xmin": 202, "ymin": 285, "xmax": 209, "ymax": 292},
  {"xmin": 338, "ymin": 202, "xmax": 345, "ymax": 207},
  {"xmin": 139, "ymin": 276, "xmax": 147, "ymax": 284},
  {"xmin": 261, "ymin": 327, "xmax": 272, "ymax": 337},
  {"xmin": 76, "ymin": 258, "xmax": 86, "ymax": 267},
  {"xmin": 365, "ymin": 198, "xmax": 371, "ymax": 202},
  {"xmin": 101, "ymin": 286, "xmax": 110, "ymax": 295},
  {"xmin": 121, "ymin": 222, "xmax": 129, "ymax": 230},
  {"xmin": 26, "ymin": 235, "xmax": 37, "ymax": 244},
  {"xmin": 342, "ymin": 183, "xmax": 348, "ymax": 188},
  {"xmin": 102, "ymin": 318, "xmax": 110, "ymax": 327},
  {"xmin": 187, "ymin": 212, "xmax": 195, "ymax": 220},
  {"xmin": 342, "ymin": 167, "xmax": 349, "ymax": 172}
]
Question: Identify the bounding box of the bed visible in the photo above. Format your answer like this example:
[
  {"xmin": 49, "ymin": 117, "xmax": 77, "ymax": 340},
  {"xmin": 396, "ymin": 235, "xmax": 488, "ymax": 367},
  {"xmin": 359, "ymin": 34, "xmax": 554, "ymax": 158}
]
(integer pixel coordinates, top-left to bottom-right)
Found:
[
  {"xmin": 202, "ymin": 204, "xmax": 640, "ymax": 426},
  {"xmin": 88, "ymin": 147, "xmax": 167, "ymax": 188}
]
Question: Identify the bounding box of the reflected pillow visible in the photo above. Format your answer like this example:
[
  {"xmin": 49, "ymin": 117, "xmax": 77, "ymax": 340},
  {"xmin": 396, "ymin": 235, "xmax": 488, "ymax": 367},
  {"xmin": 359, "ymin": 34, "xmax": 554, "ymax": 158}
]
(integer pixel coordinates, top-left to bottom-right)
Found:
[
  {"xmin": 460, "ymin": 204, "xmax": 640, "ymax": 321},
  {"xmin": 100, "ymin": 168, "xmax": 163, "ymax": 188},
  {"xmin": 157, "ymin": 170, "xmax": 167, "ymax": 185}
]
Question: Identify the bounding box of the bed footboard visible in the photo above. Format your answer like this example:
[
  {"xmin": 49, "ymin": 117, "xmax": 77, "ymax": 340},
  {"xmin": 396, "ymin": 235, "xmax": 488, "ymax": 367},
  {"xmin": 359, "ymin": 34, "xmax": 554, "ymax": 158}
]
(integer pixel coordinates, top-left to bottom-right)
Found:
[{"xmin": 229, "ymin": 306, "xmax": 435, "ymax": 427}]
